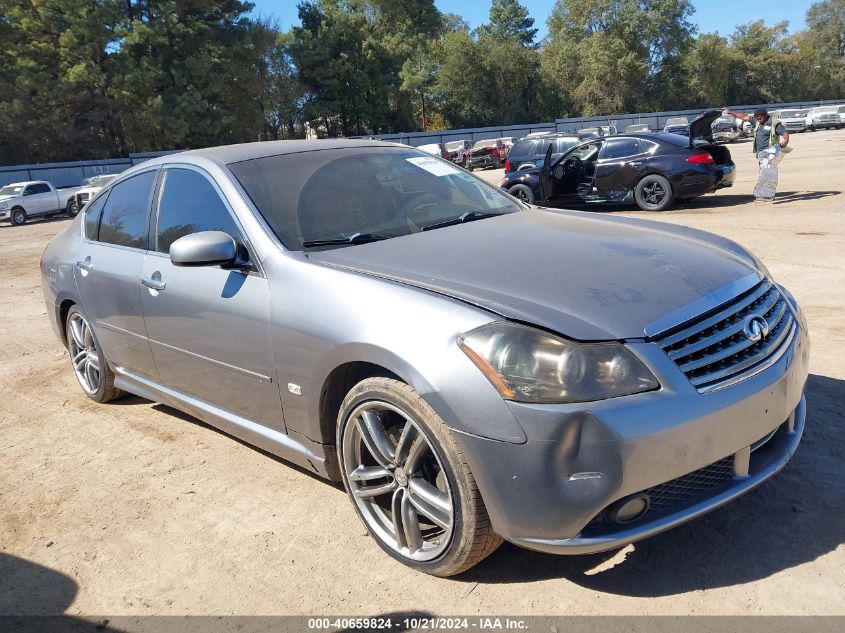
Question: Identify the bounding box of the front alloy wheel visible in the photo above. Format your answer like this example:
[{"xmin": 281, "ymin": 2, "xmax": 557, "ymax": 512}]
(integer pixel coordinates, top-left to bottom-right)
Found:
[{"xmin": 338, "ymin": 378, "xmax": 501, "ymax": 576}]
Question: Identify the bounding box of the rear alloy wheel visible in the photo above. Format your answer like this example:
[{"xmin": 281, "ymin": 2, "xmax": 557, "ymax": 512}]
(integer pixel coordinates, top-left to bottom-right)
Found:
[
  {"xmin": 509, "ymin": 184, "xmax": 535, "ymax": 205},
  {"xmin": 337, "ymin": 377, "xmax": 501, "ymax": 576},
  {"xmin": 11, "ymin": 208, "xmax": 27, "ymax": 226},
  {"xmin": 66, "ymin": 306, "xmax": 124, "ymax": 403},
  {"xmin": 634, "ymin": 174, "xmax": 674, "ymax": 211}
]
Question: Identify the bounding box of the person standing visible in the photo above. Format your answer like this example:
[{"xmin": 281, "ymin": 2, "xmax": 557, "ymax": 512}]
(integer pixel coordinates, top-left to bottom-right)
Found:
[{"xmin": 724, "ymin": 107, "xmax": 789, "ymax": 202}]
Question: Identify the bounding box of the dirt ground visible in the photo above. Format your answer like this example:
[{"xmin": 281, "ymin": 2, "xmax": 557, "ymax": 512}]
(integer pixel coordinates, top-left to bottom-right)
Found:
[{"xmin": 2, "ymin": 130, "xmax": 844, "ymax": 618}]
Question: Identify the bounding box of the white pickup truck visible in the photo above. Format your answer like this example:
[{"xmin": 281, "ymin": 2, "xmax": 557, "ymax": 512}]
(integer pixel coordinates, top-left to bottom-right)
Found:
[{"xmin": 0, "ymin": 181, "xmax": 84, "ymax": 226}]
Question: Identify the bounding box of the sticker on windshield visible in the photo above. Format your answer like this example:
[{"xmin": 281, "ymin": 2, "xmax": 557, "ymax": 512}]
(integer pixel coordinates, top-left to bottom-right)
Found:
[{"xmin": 406, "ymin": 156, "xmax": 461, "ymax": 177}]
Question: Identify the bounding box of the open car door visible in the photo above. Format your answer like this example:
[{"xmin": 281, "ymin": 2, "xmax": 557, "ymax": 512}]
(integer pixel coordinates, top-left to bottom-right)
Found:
[{"xmin": 540, "ymin": 143, "xmax": 554, "ymax": 200}]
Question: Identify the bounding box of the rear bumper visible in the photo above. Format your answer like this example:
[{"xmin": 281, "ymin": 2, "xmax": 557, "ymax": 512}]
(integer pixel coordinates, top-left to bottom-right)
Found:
[
  {"xmin": 468, "ymin": 155, "xmax": 498, "ymax": 169},
  {"xmin": 675, "ymin": 163, "xmax": 735, "ymax": 197}
]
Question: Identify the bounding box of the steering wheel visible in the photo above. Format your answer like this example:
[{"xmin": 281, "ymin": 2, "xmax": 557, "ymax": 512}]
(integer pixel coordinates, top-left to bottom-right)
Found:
[{"xmin": 396, "ymin": 192, "xmax": 446, "ymax": 222}]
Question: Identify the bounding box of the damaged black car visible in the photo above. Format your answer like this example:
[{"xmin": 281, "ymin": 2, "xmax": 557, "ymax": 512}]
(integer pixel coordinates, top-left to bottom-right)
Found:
[{"xmin": 499, "ymin": 110, "xmax": 736, "ymax": 212}]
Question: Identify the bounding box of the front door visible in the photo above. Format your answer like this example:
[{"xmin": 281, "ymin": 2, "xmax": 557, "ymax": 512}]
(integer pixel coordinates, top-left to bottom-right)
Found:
[
  {"xmin": 73, "ymin": 171, "xmax": 159, "ymax": 379},
  {"xmin": 139, "ymin": 166, "xmax": 284, "ymax": 431},
  {"xmin": 593, "ymin": 137, "xmax": 650, "ymax": 201},
  {"xmin": 549, "ymin": 140, "xmax": 604, "ymax": 203},
  {"xmin": 24, "ymin": 183, "xmax": 55, "ymax": 215}
]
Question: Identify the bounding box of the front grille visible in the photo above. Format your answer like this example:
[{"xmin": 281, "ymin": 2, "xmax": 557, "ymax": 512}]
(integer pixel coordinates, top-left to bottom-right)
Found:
[
  {"xmin": 646, "ymin": 457, "xmax": 734, "ymax": 511},
  {"xmin": 654, "ymin": 280, "xmax": 796, "ymax": 393}
]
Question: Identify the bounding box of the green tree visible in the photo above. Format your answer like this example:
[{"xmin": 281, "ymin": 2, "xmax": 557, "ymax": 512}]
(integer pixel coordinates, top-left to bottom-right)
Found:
[{"xmin": 477, "ymin": 0, "xmax": 538, "ymax": 47}]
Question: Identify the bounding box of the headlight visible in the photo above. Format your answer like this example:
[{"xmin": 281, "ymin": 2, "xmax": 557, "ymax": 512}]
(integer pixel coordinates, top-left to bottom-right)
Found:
[
  {"xmin": 458, "ymin": 321, "xmax": 659, "ymax": 403},
  {"xmin": 0, "ymin": 202, "xmax": 7, "ymax": 210}
]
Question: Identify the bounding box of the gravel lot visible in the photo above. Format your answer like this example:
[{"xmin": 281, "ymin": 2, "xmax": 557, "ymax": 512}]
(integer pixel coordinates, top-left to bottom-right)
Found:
[{"xmin": 2, "ymin": 130, "xmax": 844, "ymax": 617}]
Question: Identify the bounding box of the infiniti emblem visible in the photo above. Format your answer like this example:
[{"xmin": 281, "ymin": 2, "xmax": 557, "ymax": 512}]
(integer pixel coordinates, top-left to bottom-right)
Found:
[{"xmin": 743, "ymin": 315, "xmax": 770, "ymax": 343}]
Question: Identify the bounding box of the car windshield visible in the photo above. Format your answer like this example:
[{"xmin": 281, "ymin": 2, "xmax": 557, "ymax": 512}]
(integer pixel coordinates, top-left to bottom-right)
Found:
[
  {"xmin": 445, "ymin": 141, "xmax": 465, "ymax": 150},
  {"xmin": 228, "ymin": 146, "xmax": 521, "ymax": 250},
  {"xmin": 815, "ymin": 107, "xmax": 836, "ymax": 114},
  {"xmin": 0, "ymin": 185, "xmax": 24, "ymax": 196},
  {"xmin": 666, "ymin": 117, "xmax": 688, "ymax": 126},
  {"xmin": 473, "ymin": 139, "xmax": 496, "ymax": 148},
  {"xmin": 779, "ymin": 110, "xmax": 799, "ymax": 117}
]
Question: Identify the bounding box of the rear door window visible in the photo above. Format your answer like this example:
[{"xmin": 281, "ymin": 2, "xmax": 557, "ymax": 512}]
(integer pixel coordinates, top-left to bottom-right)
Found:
[
  {"xmin": 84, "ymin": 194, "xmax": 108, "ymax": 241},
  {"xmin": 97, "ymin": 170, "xmax": 157, "ymax": 249},
  {"xmin": 601, "ymin": 139, "xmax": 641, "ymax": 160}
]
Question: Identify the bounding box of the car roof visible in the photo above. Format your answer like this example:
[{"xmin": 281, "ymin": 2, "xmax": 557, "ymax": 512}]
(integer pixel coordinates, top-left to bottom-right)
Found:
[
  {"xmin": 173, "ymin": 138, "xmax": 399, "ymax": 165},
  {"xmin": 4, "ymin": 181, "xmax": 44, "ymax": 187}
]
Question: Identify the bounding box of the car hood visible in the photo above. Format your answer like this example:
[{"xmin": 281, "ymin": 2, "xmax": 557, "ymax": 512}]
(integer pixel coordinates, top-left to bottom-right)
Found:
[
  {"xmin": 307, "ymin": 210, "xmax": 763, "ymax": 340},
  {"xmin": 0, "ymin": 194, "xmax": 20, "ymax": 203}
]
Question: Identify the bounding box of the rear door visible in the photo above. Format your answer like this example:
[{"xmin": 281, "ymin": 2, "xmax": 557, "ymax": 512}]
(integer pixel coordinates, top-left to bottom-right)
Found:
[
  {"xmin": 139, "ymin": 166, "xmax": 283, "ymax": 431},
  {"xmin": 73, "ymin": 170, "xmax": 159, "ymax": 379}
]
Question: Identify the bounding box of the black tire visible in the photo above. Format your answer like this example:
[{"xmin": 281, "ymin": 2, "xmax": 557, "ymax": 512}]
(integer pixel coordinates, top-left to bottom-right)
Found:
[
  {"xmin": 634, "ymin": 174, "xmax": 674, "ymax": 211},
  {"xmin": 66, "ymin": 198, "xmax": 80, "ymax": 217},
  {"xmin": 11, "ymin": 207, "xmax": 27, "ymax": 226},
  {"xmin": 509, "ymin": 184, "xmax": 535, "ymax": 205},
  {"xmin": 466, "ymin": 164, "xmax": 474, "ymax": 172},
  {"xmin": 65, "ymin": 305, "xmax": 125, "ymax": 403},
  {"xmin": 337, "ymin": 377, "xmax": 501, "ymax": 577}
]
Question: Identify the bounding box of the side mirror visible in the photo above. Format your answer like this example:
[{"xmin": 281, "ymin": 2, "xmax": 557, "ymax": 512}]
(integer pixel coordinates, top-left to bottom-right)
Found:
[{"xmin": 170, "ymin": 231, "xmax": 238, "ymax": 267}]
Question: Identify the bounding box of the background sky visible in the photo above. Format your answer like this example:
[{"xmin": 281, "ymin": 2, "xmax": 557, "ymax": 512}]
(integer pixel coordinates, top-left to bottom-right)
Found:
[{"xmin": 252, "ymin": 0, "xmax": 812, "ymax": 39}]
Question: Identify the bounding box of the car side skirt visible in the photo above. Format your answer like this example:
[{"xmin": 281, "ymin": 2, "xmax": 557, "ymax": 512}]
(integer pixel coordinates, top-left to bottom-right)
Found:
[{"xmin": 114, "ymin": 369, "xmax": 334, "ymax": 479}]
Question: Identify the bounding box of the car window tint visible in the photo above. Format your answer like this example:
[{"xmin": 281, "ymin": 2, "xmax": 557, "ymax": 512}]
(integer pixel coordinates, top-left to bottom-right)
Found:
[
  {"xmin": 510, "ymin": 140, "xmax": 535, "ymax": 157},
  {"xmin": 97, "ymin": 170, "xmax": 156, "ymax": 249},
  {"xmin": 639, "ymin": 140, "xmax": 659, "ymax": 153},
  {"xmin": 155, "ymin": 169, "xmax": 241, "ymax": 254},
  {"xmin": 84, "ymin": 194, "xmax": 108, "ymax": 240},
  {"xmin": 30, "ymin": 183, "xmax": 50, "ymax": 194},
  {"xmin": 554, "ymin": 138, "xmax": 577, "ymax": 154},
  {"xmin": 603, "ymin": 139, "xmax": 641, "ymax": 160}
]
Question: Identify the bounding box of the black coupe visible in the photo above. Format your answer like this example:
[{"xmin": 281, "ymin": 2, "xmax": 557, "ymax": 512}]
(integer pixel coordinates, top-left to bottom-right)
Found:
[{"xmin": 500, "ymin": 110, "xmax": 736, "ymax": 212}]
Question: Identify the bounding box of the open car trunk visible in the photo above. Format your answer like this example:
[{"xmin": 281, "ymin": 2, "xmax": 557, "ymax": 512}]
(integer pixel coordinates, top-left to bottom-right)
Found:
[{"xmin": 703, "ymin": 143, "xmax": 732, "ymax": 165}]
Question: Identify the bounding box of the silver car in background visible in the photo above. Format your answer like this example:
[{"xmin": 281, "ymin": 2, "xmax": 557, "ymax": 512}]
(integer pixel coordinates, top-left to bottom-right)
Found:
[{"xmin": 41, "ymin": 140, "xmax": 809, "ymax": 576}]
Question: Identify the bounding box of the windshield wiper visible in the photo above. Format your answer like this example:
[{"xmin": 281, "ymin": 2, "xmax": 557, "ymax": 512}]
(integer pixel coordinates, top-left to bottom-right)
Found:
[
  {"xmin": 301, "ymin": 232, "xmax": 390, "ymax": 247},
  {"xmin": 419, "ymin": 211, "xmax": 503, "ymax": 232}
]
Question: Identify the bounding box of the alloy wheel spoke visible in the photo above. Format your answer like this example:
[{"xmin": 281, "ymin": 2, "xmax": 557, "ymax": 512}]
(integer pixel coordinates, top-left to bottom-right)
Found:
[
  {"xmin": 357, "ymin": 410, "xmax": 396, "ymax": 468},
  {"xmin": 70, "ymin": 318, "xmax": 86, "ymax": 349},
  {"xmin": 349, "ymin": 465, "xmax": 393, "ymax": 482},
  {"xmin": 407, "ymin": 479, "xmax": 452, "ymax": 531},
  {"xmin": 354, "ymin": 479, "xmax": 398, "ymax": 499},
  {"xmin": 81, "ymin": 322, "xmax": 94, "ymax": 348},
  {"xmin": 72, "ymin": 350, "xmax": 87, "ymax": 370},
  {"xmin": 391, "ymin": 489, "xmax": 407, "ymax": 549},
  {"xmin": 86, "ymin": 353, "xmax": 100, "ymax": 373},
  {"xmin": 403, "ymin": 435, "xmax": 429, "ymax": 474},
  {"xmin": 400, "ymin": 489, "xmax": 423, "ymax": 552},
  {"xmin": 393, "ymin": 420, "xmax": 417, "ymax": 465},
  {"xmin": 84, "ymin": 361, "xmax": 99, "ymax": 391}
]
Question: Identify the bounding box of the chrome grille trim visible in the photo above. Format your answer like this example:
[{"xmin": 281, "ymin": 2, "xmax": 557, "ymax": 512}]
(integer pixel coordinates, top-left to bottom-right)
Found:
[{"xmin": 654, "ymin": 280, "xmax": 797, "ymax": 393}]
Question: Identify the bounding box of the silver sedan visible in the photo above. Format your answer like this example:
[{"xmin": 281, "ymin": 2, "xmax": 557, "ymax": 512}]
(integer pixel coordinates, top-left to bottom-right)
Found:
[{"xmin": 41, "ymin": 140, "xmax": 809, "ymax": 576}]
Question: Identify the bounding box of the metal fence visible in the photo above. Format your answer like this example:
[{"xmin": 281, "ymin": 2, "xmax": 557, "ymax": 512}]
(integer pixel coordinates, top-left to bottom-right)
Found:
[{"xmin": 1, "ymin": 99, "xmax": 841, "ymax": 186}]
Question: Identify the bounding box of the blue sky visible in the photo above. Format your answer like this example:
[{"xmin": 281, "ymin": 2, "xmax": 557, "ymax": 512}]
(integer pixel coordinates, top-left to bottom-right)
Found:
[{"xmin": 252, "ymin": 0, "xmax": 812, "ymax": 39}]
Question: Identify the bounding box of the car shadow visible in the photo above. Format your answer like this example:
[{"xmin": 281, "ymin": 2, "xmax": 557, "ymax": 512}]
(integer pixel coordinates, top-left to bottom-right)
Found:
[
  {"xmin": 109, "ymin": 395, "xmax": 343, "ymax": 488},
  {"xmin": 0, "ymin": 553, "xmax": 78, "ymax": 615},
  {"xmin": 0, "ymin": 214, "xmax": 74, "ymax": 229},
  {"xmin": 459, "ymin": 373, "xmax": 845, "ymax": 594}
]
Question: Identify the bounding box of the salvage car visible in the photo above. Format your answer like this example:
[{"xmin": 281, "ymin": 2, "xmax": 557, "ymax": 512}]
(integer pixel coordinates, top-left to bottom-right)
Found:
[
  {"xmin": 625, "ymin": 124, "xmax": 651, "ymax": 133},
  {"xmin": 416, "ymin": 143, "xmax": 450, "ymax": 160},
  {"xmin": 663, "ymin": 116, "xmax": 690, "ymax": 136},
  {"xmin": 501, "ymin": 110, "xmax": 735, "ymax": 211},
  {"xmin": 42, "ymin": 139, "xmax": 808, "ymax": 576},
  {"xmin": 70, "ymin": 174, "xmax": 119, "ymax": 216},
  {"xmin": 805, "ymin": 106, "xmax": 841, "ymax": 130},
  {"xmin": 710, "ymin": 114, "xmax": 741, "ymax": 144},
  {"xmin": 444, "ymin": 140, "xmax": 472, "ymax": 167},
  {"xmin": 466, "ymin": 138, "xmax": 509, "ymax": 171},
  {"xmin": 0, "ymin": 180, "xmax": 83, "ymax": 225}
]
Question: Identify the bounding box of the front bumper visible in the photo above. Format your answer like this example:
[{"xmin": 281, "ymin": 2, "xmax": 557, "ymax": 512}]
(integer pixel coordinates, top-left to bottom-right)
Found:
[
  {"xmin": 468, "ymin": 154, "xmax": 498, "ymax": 169},
  {"xmin": 451, "ymin": 317, "xmax": 809, "ymax": 555}
]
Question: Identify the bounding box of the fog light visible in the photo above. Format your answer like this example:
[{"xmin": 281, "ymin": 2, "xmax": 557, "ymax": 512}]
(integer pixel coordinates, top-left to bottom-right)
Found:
[{"xmin": 606, "ymin": 494, "xmax": 650, "ymax": 524}]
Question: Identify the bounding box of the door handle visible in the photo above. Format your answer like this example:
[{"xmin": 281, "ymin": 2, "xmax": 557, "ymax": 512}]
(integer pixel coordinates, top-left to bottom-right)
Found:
[
  {"xmin": 76, "ymin": 259, "xmax": 93, "ymax": 273},
  {"xmin": 141, "ymin": 277, "xmax": 166, "ymax": 291}
]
